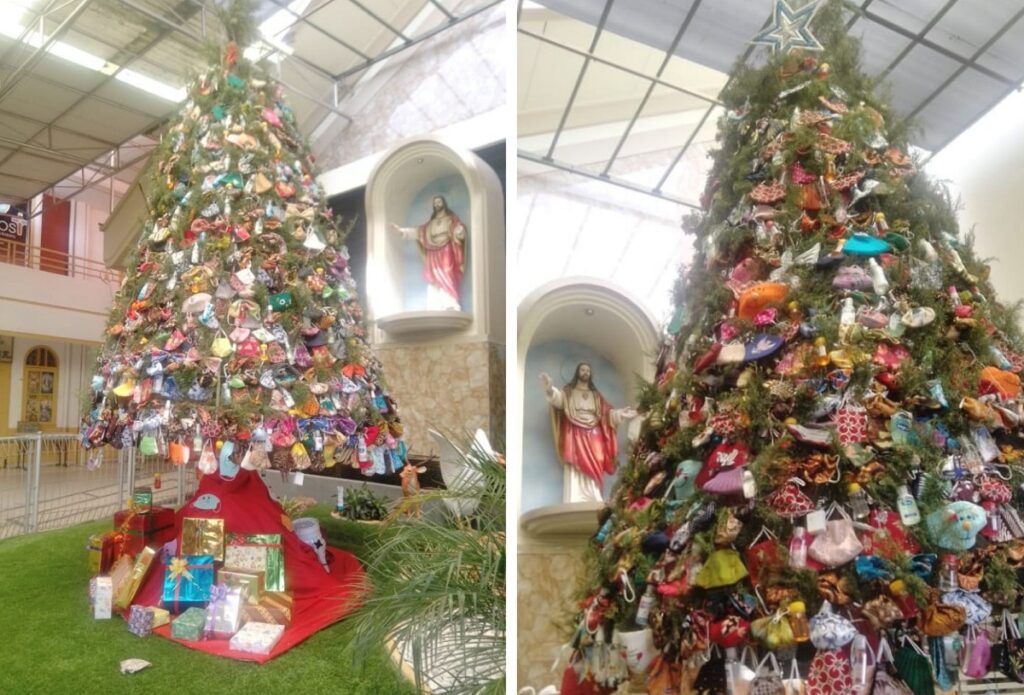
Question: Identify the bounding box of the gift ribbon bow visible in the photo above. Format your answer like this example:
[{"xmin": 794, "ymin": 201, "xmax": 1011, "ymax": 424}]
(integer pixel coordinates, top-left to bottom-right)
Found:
[{"xmin": 168, "ymin": 557, "xmax": 194, "ymax": 583}]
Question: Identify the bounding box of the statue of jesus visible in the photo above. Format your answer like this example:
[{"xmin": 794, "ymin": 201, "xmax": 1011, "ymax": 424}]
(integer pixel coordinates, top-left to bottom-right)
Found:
[
  {"xmin": 540, "ymin": 363, "xmax": 637, "ymax": 503},
  {"xmin": 389, "ymin": 194, "xmax": 467, "ymax": 311}
]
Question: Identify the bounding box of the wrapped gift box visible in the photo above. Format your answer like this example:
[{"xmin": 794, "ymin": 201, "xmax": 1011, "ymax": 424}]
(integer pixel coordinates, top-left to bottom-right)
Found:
[
  {"xmin": 109, "ymin": 555, "xmax": 134, "ymax": 603},
  {"xmin": 116, "ymin": 546, "xmax": 156, "ymax": 610},
  {"xmin": 91, "ymin": 576, "xmax": 112, "ymax": 620},
  {"xmin": 224, "ymin": 533, "xmax": 285, "ymax": 592},
  {"xmin": 181, "ymin": 517, "xmax": 225, "ymax": 561},
  {"xmin": 171, "ymin": 607, "xmax": 207, "ymax": 641},
  {"xmin": 87, "ymin": 531, "xmax": 125, "ymax": 574},
  {"xmin": 241, "ymin": 592, "xmax": 293, "ymax": 626},
  {"xmin": 128, "ymin": 605, "xmax": 153, "ymax": 637},
  {"xmin": 162, "ymin": 555, "xmax": 215, "ymax": 613},
  {"xmin": 206, "ymin": 585, "xmax": 244, "ymax": 638},
  {"xmin": 114, "ymin": 507, "xmax": 175, "ymax": 557},
  {"xmin": 217, "ymin": 568, "xmax": 264, "ymax": 605},
  {"xmin": 229, "ymin": 621, "xmax": 285, "ymax": 655},
  {"xmin": 132, "ymin": 487, "xmax": 153, "ymax": 513},
  {"xmin": 150, "ymin": 606, "xmax": 170, "ymax": 628}
]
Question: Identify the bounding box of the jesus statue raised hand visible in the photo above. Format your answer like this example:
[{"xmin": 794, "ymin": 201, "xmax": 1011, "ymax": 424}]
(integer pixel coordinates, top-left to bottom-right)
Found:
[{"xmin": 540, "ymin": 363, "xmax": 637, "ymax": 503}]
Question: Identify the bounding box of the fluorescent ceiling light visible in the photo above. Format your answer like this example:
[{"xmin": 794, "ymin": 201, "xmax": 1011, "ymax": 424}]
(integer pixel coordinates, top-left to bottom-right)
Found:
[{"xmin": 0, "ymin": 10, "xmax": 184, "ymax": 101}]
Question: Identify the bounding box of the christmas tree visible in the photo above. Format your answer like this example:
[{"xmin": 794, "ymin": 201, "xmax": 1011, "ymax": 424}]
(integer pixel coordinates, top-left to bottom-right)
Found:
[
  {"xmin": 80, "ymin": 8, "xmax": 405, "ymax": 479},
  {"xmin": 562, "ymin": 1, "xmax": 1024, "ymax": 692},
  {"xmin": 80, "ymin": 3, "xmax": 403, "ymax": 660}
]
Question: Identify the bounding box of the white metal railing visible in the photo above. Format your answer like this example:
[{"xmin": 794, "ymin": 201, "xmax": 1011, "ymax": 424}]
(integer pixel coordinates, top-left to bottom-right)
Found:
[{"xmin": 0, "ymin": 434, "xmax": 196, "ymax": 540}]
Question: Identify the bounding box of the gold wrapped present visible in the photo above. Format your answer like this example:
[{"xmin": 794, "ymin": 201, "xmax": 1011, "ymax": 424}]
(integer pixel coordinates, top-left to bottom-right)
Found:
[
  {"xmin": 116, "ymin": 546, "xmax": 157, "ymax": 609},
  {"xmin": 181, "ymin": 517, "xmax": 225, "ymax": 561},
  {"xmin": 150, "ymin": 607, "xmax": 170, "ymax": 628},
  {"xmin": 217, "ymin": 568, "xmax": 264, "ymax": 605},
  {"xmin": 241, "ymin": 592, "xmax": 293, "ymax": 625},
  {"xmin": 109, "ymin": 555, "xmax": 134, "ymax": 601}
]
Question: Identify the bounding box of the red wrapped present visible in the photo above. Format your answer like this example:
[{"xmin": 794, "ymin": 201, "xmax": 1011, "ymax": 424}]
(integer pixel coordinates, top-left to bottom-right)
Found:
[
  {"xmin": 114, "ymin": 506, "xmax": 176, "ymax": 557},
  {"xmin": 87, "ymin": 530, "xmax": 126, "ymax": 574}
]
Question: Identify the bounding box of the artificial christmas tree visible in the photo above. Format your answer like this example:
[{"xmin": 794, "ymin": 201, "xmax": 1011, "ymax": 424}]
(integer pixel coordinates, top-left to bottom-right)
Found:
[
  {"xmin": 560, "ymin": 1, "xmax": 1024, "ymax": 692},
  {"xmin": 80, "ymin": 5, "xmax": 402, "ymax": 659}
]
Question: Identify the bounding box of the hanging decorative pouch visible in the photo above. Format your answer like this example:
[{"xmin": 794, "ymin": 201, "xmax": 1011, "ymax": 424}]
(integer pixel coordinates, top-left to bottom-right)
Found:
[
  {"xmin": 921, "ymin": 593, "xmax": 966, "ymax": 636},
  {"xmin": 714, "ymin": 508, "xmax": 743, "ymax": 545},
  {"xmin": 928, "ymin": 636, "xmax": 957, "ymax": 691},
  {"xmin": 210, "ymin": 330, "xmax": 233, "ymax": 358},
  {"xmin": 697, "ymin": 441, "xmax": 750, "ymax": 496},
  {"xmin": 752, "ymin": 608, "xmax": 795, "ymax": 651},
  {"xmin": 290, "ymin": 442, "xmax": 312, "ymax": 471},
  {"xmin": 693, "ymin": 646, "xmax": 727, "ymax": 695},
  {"xmin": 694, "ymin": 548, "xmax": 748, "ymax": 589},
  {"xmin": 749, "ymin": 652, "xmax": 785, "ymax": 695},
  {"xmin": 894, "ymin": 638, "xmax": 935, "ymax": 695},
  {"xmin": 961, "ymin": 623, "xmax": 991, "ymax": 678},
  {"xmin": 765, "ymin": 478, "xmax": 816, "ymax": 519},
  {"xmin": 746, "ymin": 527, "xmax": 782, "ymax": 585},
  {"xmin": 168, "ymin": 440, "xmax": 190, "ymax": 466},
  {"xmin": 872, "ymin": 637, "xmax": 914, "ymax": 695},
  {"xmin": 941, "ymin": 588, "xmax": 991, "ymax": 626},
  {"xmin": 999, "ymin": 609, "xmax": 1024, "ymax": 682},
  {"xmin": 197, "ymin": 440, "xmax": 216, "ymax": 475},
  {"xmin": 782, "ymin": 657, "xmax": 805, "ymax": 695},
  {"xmin": 806, "ymin": 649, "xmax": 852, "ymax": 695},
  {"xmin": 808, "ymin": 503, "xmax": 864, "ymax": 568},
  {"xmin": 808, "ymin": 601, "xmax": 857, "ymax": 650},
  {"xmin": 832, "ymin": 401, "xmax": 868, "ymax": 445},
  {"xmin": 862, "ymin": 593, "xmax": 902, "ymax": 630},
  {"xmin": 293, "ymin": 343, "xmax": 313, "ymax": 369},
  {"xmin": 139, "ymin": 433, "xmax": 158, "ymax": 456}
]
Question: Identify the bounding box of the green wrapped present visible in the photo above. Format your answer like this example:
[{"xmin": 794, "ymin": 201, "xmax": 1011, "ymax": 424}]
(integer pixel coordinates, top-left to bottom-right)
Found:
[
  {"xmin": 131, "ymin": 488, "xmax": 152, "ymax": 513},
  {"xmin": 224, "ymin": 533, "xmax": 285, "ymax": 592},
  {"xmin": 171, "ymin": 607, "xmax": 207, "ymax": 641}
]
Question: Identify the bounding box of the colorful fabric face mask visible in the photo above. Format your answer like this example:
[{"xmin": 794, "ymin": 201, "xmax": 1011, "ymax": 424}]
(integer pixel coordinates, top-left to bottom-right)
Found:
[
  {"xmin": 808, "ymin": 505, "xmax": 864, "ymax": 568},
  {"xmin": 941, "ymin": 589, "xmax": 991, "ymax": 626},
  {"xmin": 926, "ymin": 501, "xmax": 986, "ymax": 550},
  {"xmin": 921, "ymin": 598, "xmax": 966, "ymax": 637},
  {"xmin": 894, "ymin": 641, "xmax": 934, "ymax": 695},
  {"xmin": 809, "ymin": 601, "xmax": 857, "ymax": 650},
  {"xmin": 708, "ymin": 615, "xmax": 750, "ymax": 648},
  {"xmin": 751, "ymin": 609, "xmax": 795, "ymax": 650},
  {"xmin": 962, "ymin": 624, "xmax": 991, "ymax": 679},
  {"xmin": 745, "ymin": 527, "xmax": 781, "ymax": 585},
  {"xmin": 807, "ymin": 649, "xmax": 852, "ymax": 695},
  {"xmin": 764, "ymin": 478, "xmax": 816, "ymax": 518},
  {"xmin": 694, "ymin": 549, "xmax": 748, "ymax": 589}
]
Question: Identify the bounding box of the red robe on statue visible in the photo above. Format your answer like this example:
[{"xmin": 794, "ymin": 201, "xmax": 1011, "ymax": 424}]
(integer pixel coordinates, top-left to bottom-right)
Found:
[
  {"xmin": 416, "ymin": 211, "xmax": 465, "ymax": 304},
  {"xmin": 551, "ymin": 387, "xmax": 618, "ymax": 486}
]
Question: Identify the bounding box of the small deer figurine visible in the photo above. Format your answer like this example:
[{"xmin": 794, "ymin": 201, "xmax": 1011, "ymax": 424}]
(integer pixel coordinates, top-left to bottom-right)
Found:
[{"xmin": 399, "ymin": 464, "xmax": 428, "ymax": 518}]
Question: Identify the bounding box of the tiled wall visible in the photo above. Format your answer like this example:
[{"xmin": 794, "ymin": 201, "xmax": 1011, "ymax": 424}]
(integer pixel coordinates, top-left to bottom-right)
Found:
[
  {"xmin": 374, "ymin": 339, "xmax": 505, "ymax": 457},
  {"xmin": 518, "ymin": 543, "xmax": 588, "ymax": 691}
]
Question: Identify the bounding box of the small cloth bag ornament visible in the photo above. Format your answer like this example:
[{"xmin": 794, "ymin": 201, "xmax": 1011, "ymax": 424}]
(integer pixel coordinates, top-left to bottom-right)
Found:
[
  {"xmin": 893, "ymin": 638, "xmax": 935, "ymax": 695},
  {"xmin": 692, "ymin": 648, "xmax": 727, "ymax": 695},
  {"xmin": 197, "ymin": 440, "xmax": 216, "ymax": 475},
  {"xmin": 809, "ymin": 601, "xmax": 856, "ymax": 650},
  {"xmin": 871, "ymin": 637, "xmax": 914, "ymax": 695},
  {"xmin": 746, "ymin": 527, "xmax": 782, "ymax": 585},
  {"xmin": 921, "ymin": 593, "xmax": 966, "ymax": 636},
  {"xmin": 961, "ymin": 624, "xmax": 991, "ymax": 678},
  {"xmin": 782, "ymin": 658, "xmax": 805, "ymax": 695},
  {"xmin": 708, "ymin": 615, "xmax": 751, "ymax": 648},
  {"xmin": 764, "ymin": 478, "xmax": 816, "ymax": 518},
  {"xmin": 806, "ymin": 649, "xmax": 852, "ymax": 695},
  {"xmin": 808, "ymin": 503, "xmax": 864, "ymax": 568},
  {"xmin": 941, "ymin": 588, "xmax": 991, "ymax": 625},
  {"xmin": 698, "ymin": 441, "xmax": 749, "ymax": 495},
  {"xmin": 694, "ymin": 548, "xmax": 748, "ymax": 589},
  {"xmin": 749, "ymin": 652, "xmax": 785, "ymax": 695},
  {"xmin": 752, "ymin": 607, "xmax": 796, "ymax": 650},
  {"xmin": 999, "ymin": 609, "xmax": 1024, "ymax": 682}
]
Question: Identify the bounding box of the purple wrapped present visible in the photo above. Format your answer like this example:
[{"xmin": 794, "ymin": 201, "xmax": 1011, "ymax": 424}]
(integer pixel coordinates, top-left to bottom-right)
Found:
[{"xmin": 128, "ymin": 605, "xmax": 153, "ymax": 637}]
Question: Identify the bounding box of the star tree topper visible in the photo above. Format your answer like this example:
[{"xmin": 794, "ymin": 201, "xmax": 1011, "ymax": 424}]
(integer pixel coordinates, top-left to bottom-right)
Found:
[{"xmin": 751, "ymin": 0, "xmax": 825, "ymax": 54}]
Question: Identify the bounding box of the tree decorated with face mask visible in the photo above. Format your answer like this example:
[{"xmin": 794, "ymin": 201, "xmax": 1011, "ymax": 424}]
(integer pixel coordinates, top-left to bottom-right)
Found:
[
  {"xmin": 560, "ymin": 1, "xmax": 1024, "ymax": 692},
  {"xmin": 81, "ymin": 7, "xmax": 405, "ymax": 480}
]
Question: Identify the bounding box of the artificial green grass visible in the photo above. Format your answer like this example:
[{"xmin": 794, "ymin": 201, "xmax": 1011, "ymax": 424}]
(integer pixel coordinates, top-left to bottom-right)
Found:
[{"xmin": 0, "ymin": 509, "xmax": 416, "ymax": 695}]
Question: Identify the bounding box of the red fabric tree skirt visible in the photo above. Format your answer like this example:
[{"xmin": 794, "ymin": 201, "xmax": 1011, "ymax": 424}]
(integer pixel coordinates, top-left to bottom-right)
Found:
[{"xmin": 128, "ymin": 469, "xmax": 365, "ymax": 663}]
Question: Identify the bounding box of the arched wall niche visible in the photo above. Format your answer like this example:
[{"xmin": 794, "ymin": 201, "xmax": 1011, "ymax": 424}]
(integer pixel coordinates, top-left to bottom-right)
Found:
[
  {"xmin": 515, "ymin": 278, "xmax": 661, "ymax": 532},
  {"xmin": 365, "ymin": 137, "xmax": 504, "ymax": 343}
]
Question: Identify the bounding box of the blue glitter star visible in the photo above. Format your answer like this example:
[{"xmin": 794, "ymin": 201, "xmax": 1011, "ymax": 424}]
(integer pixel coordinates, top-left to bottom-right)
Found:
[{"xmin": 751, "ymin": 0, "xmax": 825, "ymax": 54}]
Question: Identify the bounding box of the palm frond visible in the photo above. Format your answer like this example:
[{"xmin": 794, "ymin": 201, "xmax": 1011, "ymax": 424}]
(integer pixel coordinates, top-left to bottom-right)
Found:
[{"xmin": 344, "ymin": 434, "xmax": 506, "ymax": 695}]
